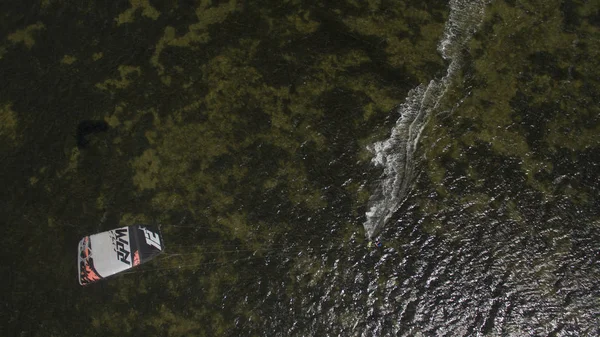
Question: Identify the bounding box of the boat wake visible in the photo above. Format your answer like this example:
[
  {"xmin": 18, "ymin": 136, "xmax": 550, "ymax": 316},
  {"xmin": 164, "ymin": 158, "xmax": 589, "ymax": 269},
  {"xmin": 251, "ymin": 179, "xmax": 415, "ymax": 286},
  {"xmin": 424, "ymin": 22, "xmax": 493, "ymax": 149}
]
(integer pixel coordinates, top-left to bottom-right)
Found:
[{"xmin": 364, "ymin": 0, "xmax": 490, "ymax": 238}]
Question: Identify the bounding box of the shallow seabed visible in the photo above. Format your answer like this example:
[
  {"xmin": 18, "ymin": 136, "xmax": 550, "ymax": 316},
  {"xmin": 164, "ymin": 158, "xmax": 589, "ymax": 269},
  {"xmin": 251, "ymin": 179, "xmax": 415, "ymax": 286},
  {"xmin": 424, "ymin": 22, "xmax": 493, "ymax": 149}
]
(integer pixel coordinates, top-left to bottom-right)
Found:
[{"xmin": 1, "ymin": 0, "xmax": 599, "ymax": 336}]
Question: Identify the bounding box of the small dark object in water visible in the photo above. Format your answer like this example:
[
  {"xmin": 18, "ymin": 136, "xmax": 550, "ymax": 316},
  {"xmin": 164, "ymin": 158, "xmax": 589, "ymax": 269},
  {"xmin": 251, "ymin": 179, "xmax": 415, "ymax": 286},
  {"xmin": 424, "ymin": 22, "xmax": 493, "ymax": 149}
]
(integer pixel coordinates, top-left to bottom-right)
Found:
[{"xmin": 76, "ymin": 120, "xmax": 109, "ymax": 148}]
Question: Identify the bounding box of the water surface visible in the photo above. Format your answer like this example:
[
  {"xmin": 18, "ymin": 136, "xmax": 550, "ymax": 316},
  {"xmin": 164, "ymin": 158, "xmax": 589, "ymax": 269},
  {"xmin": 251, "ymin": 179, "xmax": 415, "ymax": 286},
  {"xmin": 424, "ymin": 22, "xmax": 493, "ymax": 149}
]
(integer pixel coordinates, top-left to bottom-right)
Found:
[{"xmin": 1, "ymin": 0, "xmax": 599, "ymax": 336}]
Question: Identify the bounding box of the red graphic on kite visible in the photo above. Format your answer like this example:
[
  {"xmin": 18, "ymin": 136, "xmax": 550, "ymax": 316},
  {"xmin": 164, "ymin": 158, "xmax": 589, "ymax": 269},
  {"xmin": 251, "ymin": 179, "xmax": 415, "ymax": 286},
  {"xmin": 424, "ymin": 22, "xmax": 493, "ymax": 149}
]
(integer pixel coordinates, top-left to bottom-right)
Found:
[{"xmin": 133, "ymin": 250, "xmax": 140, "ymax": 266}]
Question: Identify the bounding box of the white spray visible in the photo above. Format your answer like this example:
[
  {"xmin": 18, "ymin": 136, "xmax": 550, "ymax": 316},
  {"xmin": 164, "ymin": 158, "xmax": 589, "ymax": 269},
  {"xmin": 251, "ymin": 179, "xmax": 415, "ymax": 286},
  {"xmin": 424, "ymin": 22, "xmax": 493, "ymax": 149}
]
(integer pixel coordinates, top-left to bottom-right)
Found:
[{"xmin": 364, "ymin": 0, "xmax": 490, "ymax": 238}]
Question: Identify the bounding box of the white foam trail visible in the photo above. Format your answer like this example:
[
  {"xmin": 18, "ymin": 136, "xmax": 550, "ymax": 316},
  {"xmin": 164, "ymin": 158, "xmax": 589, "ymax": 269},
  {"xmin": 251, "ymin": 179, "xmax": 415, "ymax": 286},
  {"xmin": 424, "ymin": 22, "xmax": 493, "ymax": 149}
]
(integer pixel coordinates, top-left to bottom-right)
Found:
[{"xmin": 364, "ymin": 0, "xmax": 490, "ymax": 238}]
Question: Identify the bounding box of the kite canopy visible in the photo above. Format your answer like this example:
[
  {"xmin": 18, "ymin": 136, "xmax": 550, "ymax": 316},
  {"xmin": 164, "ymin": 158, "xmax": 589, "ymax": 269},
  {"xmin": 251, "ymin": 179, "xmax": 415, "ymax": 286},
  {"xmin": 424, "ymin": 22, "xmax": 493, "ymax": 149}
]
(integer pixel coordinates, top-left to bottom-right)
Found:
[{"xmin": 78, "ymin": 225, "xmax": 163, "ymax": 285}]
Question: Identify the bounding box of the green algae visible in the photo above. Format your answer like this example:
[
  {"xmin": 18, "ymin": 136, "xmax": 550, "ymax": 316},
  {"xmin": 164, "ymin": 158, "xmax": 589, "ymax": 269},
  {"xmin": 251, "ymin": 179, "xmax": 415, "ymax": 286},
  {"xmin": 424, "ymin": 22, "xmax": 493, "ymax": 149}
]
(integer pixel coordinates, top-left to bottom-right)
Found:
[
  {"xmin": 288, "ymin": 10, "xmax": 320, "ymax": 34},
  {"xmin": 6, "ymin": 22, "xmax": 45, "ymax": 49},
  {"xmin": 0, "ymin": 103, "xmax": 18, "ymax": 144},
  {"xmin": 57, "ymin": 147, "xmax": 80, "ymax": 178},
  {"xmin": 421, "ymin": 217, "xmax": 444, "ymax": 236},
  {"xmin": 151, "ymin": 0, "xmax": 240, "ymax": 75},
  {"xmin": 91, "ymin": 52, "xmax": 103, "ymax": 61},
  {"xmin": 342, "ymin": 3, "xmax": 446, "ymax": 82},
  {"xmin": 105, "ymin": 114, "xmax": 120, "ymax": 128},
  {"xmin": 120, "ymin": 212, "xmax": 149, "ymax": 225},
  {"xmin": 116, "ymin": 0, "xmax": 161, "ymax": 25},
  {"xmin": 545, "ymin": 109, "xmax": 600, "ymax": 151},
  {"xmin": 131, "ymin": 148, "xmax": 161, "ymax": 190},
  {"xmin": 60, "ymin": 54, "xmax": 77, "ymax": 65},
  {"xmin": 29, "ymin": 176, "xmax": 39, "ymax": 186},
  {"xmin": 95, "ymin": 192, "xmax": 106, "ymax": 209},
  {"xmin": 95, "ymin": 65, "xmax": 142, "ymax": 90}
]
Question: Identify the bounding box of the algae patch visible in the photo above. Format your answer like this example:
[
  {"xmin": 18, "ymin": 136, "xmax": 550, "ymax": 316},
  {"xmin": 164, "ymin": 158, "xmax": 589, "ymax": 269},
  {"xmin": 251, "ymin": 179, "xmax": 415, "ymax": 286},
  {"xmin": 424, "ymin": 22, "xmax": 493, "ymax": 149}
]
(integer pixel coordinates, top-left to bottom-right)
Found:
[
  {"xmin": 92, "ymin": 52, "xmax": 103, "ymax": 61},
  {"xmin": 95, "ymin": 65, "xmax": 142, "ymax": 90},
  {"xmin": 151, "ymin": 0, "xmax": 240, "ymax": 75},
  {"xmin": 116, "ymin": 0, "xmax": 161, "ymax": 25},
  {"xmin": 131, "ymin": 148, "xmax": 161, "ymax": 190},
  {"xmin": 0, "ymin": 103, "xmax": 19, "ymax": 144},
  {"xmin": 7, "ymin": 22, "xmax": 45, "ymax": 49},
  {"xmin": 60, "ymin": 55, "xmax": 77, "ymax": 65}
]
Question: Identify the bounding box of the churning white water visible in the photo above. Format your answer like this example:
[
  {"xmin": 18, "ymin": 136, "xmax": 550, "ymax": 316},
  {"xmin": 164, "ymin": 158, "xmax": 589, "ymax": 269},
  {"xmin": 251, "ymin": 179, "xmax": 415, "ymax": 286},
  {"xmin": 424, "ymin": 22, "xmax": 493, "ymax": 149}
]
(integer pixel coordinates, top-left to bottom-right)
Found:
[{"xmin": 364, "ymin": 0, "xmax": 491, "ymax": 238}]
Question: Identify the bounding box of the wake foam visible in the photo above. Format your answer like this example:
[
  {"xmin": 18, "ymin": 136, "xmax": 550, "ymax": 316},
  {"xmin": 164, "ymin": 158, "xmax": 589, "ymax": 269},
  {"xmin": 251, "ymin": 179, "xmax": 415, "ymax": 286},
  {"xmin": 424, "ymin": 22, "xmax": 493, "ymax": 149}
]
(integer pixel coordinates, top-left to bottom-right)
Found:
[{"xmin": 364, "ymin": 0, "xmax": 490, "ymax": 238}]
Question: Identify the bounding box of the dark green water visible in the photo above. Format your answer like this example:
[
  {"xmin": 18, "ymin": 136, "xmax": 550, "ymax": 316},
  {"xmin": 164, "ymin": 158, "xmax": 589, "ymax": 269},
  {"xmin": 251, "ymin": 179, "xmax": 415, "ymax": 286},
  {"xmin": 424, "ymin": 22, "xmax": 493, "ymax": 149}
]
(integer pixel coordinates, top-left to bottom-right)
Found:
[{"xmin": 1, "ymin": 0, "xmax": 599, "ymax": 336}]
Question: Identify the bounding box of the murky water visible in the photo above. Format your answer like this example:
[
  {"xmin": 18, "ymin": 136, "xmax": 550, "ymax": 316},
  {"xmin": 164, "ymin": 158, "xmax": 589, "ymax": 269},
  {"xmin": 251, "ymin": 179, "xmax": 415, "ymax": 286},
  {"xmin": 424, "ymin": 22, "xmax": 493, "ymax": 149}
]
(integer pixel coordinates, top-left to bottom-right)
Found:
[{"xmin": 2, "ymin": 0, "xmax": 599, "ymax": 336}]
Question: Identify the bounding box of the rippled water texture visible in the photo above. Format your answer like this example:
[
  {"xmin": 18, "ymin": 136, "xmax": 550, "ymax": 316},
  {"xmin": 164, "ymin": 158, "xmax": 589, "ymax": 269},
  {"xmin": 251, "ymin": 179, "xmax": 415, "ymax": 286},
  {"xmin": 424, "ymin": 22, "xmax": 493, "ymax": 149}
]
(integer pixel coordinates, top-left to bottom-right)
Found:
[{"xmin": 1, "ymin": 0, "xmax": 599, "ymax": 336}]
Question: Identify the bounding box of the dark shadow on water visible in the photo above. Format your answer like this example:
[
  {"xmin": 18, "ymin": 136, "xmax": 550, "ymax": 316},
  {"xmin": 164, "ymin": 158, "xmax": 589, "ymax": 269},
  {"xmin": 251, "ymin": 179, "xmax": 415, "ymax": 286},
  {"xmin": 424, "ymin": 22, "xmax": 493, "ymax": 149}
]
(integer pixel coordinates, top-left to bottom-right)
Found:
[{"xmin": 76, "ymin": 120, "xmax": 109, "ymax": 148}]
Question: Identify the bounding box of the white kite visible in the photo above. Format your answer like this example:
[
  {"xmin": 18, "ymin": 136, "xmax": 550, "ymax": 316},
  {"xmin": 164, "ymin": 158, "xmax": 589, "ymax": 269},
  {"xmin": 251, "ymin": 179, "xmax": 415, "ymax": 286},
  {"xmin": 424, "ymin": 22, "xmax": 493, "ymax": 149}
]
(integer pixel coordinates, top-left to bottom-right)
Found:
[{"xmin": 77, "ymin": 225, "xmax": 164, "ymax": 285}]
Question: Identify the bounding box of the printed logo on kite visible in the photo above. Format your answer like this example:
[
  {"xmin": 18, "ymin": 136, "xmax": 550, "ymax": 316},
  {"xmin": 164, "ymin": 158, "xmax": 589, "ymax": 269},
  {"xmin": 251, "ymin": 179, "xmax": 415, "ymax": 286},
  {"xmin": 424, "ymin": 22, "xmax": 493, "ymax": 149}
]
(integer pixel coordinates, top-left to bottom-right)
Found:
[
  {"xmin": 110, "ymin": 227, "xmax": 131, "ymax": 265},
  {"xmin": 77, "ymin": 225, "xmax": 164, "ymax": 286},
  {"xmin": 139, "ymin": 226, "xmax": 162, "ymax": 250}
]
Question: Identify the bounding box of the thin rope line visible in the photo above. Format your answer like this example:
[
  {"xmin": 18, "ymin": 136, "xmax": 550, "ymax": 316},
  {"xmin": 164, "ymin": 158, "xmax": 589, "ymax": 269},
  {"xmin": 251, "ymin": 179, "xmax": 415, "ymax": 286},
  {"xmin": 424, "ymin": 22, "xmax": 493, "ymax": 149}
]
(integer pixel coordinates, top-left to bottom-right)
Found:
[{"xmin": 124, "ymin": 243, "xmax": 336, "ymax": 275}]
